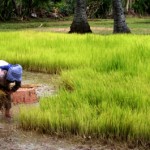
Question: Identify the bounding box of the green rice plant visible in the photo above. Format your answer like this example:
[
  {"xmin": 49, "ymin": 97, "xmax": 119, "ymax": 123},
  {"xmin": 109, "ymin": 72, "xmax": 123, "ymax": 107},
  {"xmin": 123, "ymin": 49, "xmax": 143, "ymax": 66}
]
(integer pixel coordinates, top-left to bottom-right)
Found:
[{"xmin": 0, "ymin": 31, "xmax": 150, "ymax": 141}]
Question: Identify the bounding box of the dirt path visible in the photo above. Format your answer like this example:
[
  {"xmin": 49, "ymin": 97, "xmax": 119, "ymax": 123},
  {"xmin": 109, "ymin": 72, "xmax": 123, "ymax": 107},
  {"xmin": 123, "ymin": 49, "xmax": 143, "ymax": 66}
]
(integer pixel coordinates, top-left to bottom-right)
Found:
[
  {"xmin": 0, "ymin": 119, "xmax": 83, "ymax": 150},
  {"xmin": 0, "ymin": 120, "xmax": 81, "ymax": 150},
  {"xmin": 33, "ymin": 27, "xmax": 113, "ymax": 34}
]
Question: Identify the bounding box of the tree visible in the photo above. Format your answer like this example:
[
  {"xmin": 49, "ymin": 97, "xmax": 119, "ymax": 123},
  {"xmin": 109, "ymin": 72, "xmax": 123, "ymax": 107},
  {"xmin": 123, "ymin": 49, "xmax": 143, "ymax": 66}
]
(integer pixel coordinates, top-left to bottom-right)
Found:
[
  {"xmin": 0, "ymin": 0, "xmax": 13, "ymax": 21},
  {"xmin": 113, "ymin": 0, "xmax": 131, "ymax": 33},
  {"xmin": 132, "ymin": 0, "xmax": 150, "ymax": 15},
  {"xmin": 69, "ymin": 0, "xmax": 92, "ymax": 33},
  {"xmin": 12, "ymin": 0, "xmax": 18, "ymax": 15}
]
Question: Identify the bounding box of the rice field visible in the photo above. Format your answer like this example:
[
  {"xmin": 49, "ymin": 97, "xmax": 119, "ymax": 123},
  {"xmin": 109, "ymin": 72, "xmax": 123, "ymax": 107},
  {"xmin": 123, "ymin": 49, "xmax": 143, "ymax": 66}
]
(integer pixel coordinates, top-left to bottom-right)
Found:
[{"xmin": 0, "ymin": 31, "xmax": 150, "ymax": 142}]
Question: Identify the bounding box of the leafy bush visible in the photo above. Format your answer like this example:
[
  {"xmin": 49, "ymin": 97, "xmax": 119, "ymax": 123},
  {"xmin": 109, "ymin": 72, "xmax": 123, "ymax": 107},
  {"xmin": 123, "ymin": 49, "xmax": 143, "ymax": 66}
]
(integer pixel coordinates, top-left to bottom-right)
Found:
[
  {"xmin": 0, "ymin": 0, "xmax": 14, "ymax": 21},
  {"xmin": 132, "ymin": 0, "xmax": 150, "ymax": 15},
  {"xmin": 56, "ymin": 1, "xmax": 74, "ymax": 16},
  {"xmin": 87, "ymin": 0, "xmax": 112, "ymax": 18},
  {"xmin": 95, "ymin": 0, "xmax": 112, "ymax": 18}
]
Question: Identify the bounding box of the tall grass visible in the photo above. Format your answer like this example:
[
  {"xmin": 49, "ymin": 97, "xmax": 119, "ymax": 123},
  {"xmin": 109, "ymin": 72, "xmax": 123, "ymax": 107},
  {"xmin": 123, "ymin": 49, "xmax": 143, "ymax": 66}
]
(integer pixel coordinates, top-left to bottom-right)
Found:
[{"xmin": 0, "ymin": 31, "xmax": 150, "ymax": 141}]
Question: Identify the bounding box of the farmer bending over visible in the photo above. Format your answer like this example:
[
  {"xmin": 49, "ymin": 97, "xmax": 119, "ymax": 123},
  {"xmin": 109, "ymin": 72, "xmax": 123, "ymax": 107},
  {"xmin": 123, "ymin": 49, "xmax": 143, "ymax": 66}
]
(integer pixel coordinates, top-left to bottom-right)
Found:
[{"xmin": 0, "ymin": 60, "xmax": 22, "ymax": 118}]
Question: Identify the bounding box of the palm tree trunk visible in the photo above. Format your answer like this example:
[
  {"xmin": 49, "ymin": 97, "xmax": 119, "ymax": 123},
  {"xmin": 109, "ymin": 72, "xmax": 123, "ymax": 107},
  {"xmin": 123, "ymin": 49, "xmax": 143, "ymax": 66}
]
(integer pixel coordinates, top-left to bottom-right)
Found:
[
  {"xmin": 69, "ymin": 0, "xmax": 92, "ymax": 33},
  {"xmin": 28, "ymin": 0, "xmax": 32, "ymax": 17},
  {"xmin": 113, "ymin": 0, "xmax": 131, "ymax": 33}
]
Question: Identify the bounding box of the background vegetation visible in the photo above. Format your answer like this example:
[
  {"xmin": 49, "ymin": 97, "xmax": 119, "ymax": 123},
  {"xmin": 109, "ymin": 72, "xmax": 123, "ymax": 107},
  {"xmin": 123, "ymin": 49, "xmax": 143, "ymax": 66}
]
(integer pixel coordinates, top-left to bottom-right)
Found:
[{"xmin": 0, "ymin": 0, "xmax": 150, "ymax": 21}]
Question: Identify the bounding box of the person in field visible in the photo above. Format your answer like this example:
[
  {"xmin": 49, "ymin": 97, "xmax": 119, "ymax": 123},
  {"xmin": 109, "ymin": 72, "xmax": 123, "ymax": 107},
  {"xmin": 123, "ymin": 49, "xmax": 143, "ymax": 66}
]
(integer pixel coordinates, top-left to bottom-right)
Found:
[{"xmin": 0, "ymin": 60, "xmax": 22, "ymax": 118}]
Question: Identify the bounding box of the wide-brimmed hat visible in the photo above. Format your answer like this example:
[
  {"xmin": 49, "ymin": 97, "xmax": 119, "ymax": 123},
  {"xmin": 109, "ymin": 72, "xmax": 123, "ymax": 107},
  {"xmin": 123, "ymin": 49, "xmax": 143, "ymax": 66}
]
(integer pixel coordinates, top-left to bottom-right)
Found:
[{"xmin": 6, "ymin": 64, "xmax": 22, "ymax": 82}]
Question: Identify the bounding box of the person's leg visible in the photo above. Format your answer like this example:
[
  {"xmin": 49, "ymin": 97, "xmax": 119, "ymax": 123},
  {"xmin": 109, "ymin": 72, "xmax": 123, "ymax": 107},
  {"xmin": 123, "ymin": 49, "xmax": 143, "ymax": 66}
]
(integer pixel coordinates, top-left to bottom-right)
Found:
[
  {"xmin": 4, "ymin": 94, "xmax": 11, "ymax": 118},
  {"xmin": 0, "ymin": 90, "xmax": 6, "ymax": 113},
  {"xmin": 0, "ymin": 98, "xmax": 4, "ymax": 113}
]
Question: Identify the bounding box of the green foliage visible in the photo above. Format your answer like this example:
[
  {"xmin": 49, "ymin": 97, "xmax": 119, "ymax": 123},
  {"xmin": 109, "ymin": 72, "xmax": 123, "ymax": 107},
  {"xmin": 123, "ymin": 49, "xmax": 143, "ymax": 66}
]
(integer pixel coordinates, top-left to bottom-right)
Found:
[
  {"xmin": 132, "ymin": 0, "xmax": 150, "ymax": 15},
  {"xmin": 0, "ymin": 0, "xmax": 14, "ymax": 21},
  {"xmin": 21, "ymin": 0, "xmax": 52, "ymax": 16},
  {"xmin": 95, "ymin": 0, "xmax": 112, "ymax": 18},
  {"xmin": 0, "ymin": 0, "xmax": 150, "ymax": 21},
  {"xmin": 56, "ymin": 0, "xmax": 75, "ymax": 16},
  {"xmin": 0, "ymin": 0, "xmax": 73, "ymax": 20},
  {"xmin": 51, "ymin": 0, "xmax": 61, "ymax": 3},
  {"xmin": 0, "ymin": 32, "xmax": 150, "ymax": 141},
  {"xmin": 86, "ymin": 0, "xmax": 112, "ymax": 18}
]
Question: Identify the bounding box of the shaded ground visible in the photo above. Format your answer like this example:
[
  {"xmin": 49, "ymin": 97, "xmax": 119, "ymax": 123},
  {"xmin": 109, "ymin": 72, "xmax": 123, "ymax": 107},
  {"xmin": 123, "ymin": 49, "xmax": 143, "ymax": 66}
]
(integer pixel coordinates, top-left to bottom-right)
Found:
[{"xmin": 0, "ymin": 71, "xmax": 149, "ymax": 150}]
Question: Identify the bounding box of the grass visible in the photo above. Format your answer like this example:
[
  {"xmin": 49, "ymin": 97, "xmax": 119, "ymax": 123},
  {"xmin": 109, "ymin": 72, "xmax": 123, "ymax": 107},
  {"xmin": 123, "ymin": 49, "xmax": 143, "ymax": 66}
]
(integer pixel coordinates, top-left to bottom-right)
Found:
[
  {"xmin": 0, "ymin": 31, "xmax": 150, "ymax": 142},
  {"xmin": 0, "ymin": 17, "xmax": 150, "ymax": 34}
]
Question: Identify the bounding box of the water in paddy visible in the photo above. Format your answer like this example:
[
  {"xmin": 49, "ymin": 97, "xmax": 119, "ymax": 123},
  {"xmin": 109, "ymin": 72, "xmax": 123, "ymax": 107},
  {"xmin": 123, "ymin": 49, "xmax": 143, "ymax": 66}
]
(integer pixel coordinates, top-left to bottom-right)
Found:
[{"xmin": 22, "ymin": 71, "xmax": 59, "ymax": 98}]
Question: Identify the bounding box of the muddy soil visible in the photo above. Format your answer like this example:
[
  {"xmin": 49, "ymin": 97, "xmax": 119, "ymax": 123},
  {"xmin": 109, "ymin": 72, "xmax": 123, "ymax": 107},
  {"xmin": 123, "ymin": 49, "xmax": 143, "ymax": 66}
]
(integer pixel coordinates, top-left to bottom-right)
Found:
[
  {"xmin": 0, "ymin": 118, "xmax": 148, "ymax": 150},
  {"xmin": 0, "ymin": 71, "xmax": 148, "ymax": 150}
]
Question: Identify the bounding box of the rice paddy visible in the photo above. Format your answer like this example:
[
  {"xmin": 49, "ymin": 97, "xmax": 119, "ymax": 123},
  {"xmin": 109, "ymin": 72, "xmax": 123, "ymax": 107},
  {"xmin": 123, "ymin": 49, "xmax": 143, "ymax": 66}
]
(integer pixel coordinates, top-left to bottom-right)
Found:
[{"xmin": 0, "ymin": 30, "xmax": 150, "ymax": 142}]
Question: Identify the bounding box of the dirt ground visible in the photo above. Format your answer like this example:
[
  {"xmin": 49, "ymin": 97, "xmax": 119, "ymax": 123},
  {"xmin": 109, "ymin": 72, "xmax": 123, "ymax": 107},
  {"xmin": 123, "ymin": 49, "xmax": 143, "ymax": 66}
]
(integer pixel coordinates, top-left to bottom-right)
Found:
[
  {"xmin": 34, "ymin": 27, "xmax": 113, "ymax": 34},
  {"xmin": 0, "ymin": 71, "xmax": 149, "ymax": 150},
  {"xmin": 0, "ymin": 116, "xmax": 148, "ymax": 150}
]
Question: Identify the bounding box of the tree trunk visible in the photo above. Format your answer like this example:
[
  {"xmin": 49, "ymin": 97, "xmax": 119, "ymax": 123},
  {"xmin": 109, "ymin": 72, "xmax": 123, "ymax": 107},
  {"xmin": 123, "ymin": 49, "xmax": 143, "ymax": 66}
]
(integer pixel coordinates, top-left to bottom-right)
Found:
[
  {"xmin": 12, "ymin": 0, "xmax": 18, "ymax": 16},
  {"xmin": 113, "ymin": 0, "xmax": 131, "ymax": 33},
  {"xmin": 125, "ymin": 0, "xmax": 134, "ymax": 14},
  {"xmin": 1, "ymin": 0, "xmax": 10, "ymax": 21},
  {"xmin": 69, "ymin": 0, "xmax": 92, "ymax": 33},
  {"xmin": 28, "ymin": 0, "xmax": 32, "ymax": 17},
  {"xmin": 125, "ymin": 0, "xmax": 130, "ymax": 13}
]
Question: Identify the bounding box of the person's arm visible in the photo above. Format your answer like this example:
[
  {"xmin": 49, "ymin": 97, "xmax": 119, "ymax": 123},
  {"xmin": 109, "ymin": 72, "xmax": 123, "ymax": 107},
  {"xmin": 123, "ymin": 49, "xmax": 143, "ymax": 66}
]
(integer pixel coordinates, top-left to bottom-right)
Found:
[
  {"xmin": 10, "ymin": 81, "xmax": 21, "ymax": 92},
  {"xmin": 0, "ymin": 64, "xmax": 12, "ymax": 71}
]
